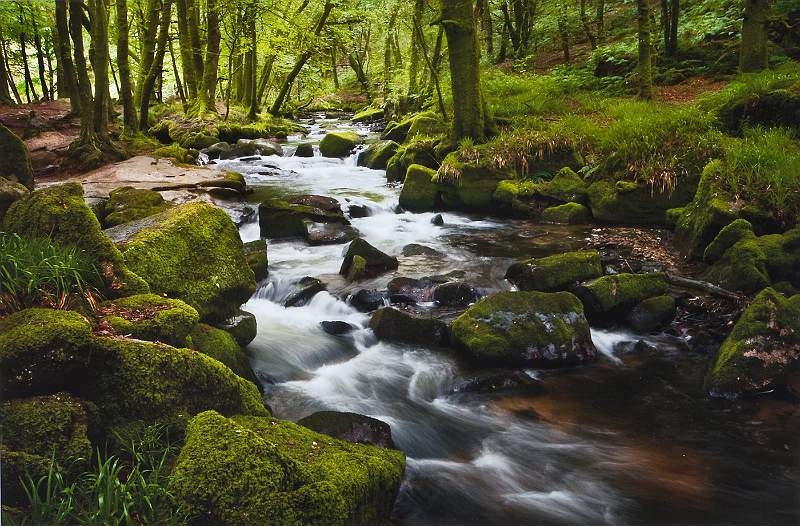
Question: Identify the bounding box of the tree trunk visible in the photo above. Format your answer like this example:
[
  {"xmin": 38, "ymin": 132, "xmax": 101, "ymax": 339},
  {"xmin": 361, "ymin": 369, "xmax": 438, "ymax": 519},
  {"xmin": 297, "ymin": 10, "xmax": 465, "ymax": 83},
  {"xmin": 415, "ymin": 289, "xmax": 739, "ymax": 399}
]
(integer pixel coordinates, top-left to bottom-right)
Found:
[
  {"xmin": 740, "ymin": 0, "xmax": 771, "ymax": 72},
  {"xmin": 188, "ymin": 0, "xmax": 204, "ymax": 92},
  {"xmin": 476, "ymin": 0, "xmax": 493, "ymax": 57},
  {"xmin": 199, "ymin": 0, "xmax": 222, "ymax": 113},
  {"xmin": 661, "ymin": 0, "xmax": 679, "ymax": 57},
  {"xmin": 55, "ymin": 0, "xmax": 80, "ymax": 111},
  {"xmin": 637, "ymin": 0, "xmax": 654, "ymax": 100},
  {"xmin": 348, "ymin": 52, "xmax": 372, "ymax": 103},
  {"xmin": 30, "ymin": 5, "xmax": 51, "ymax": 101},
  {"xmin": 138, "ymin": 0, "xmax": 173, "ymax": 130},
  {"xmin": 169, "ymin": 37, "xmax": 187, "ymax": 110},
  {"xmin": 116, "ymin": 0, "xmax": 136, "ymax": 133},
  {"xmin": 596, "ymin": 0, "xmax": 605, "ymax": 45},
  {"xmin": 246, "ymin": 1, "xmax": 258, "ymax": 121},
  {"xmin": 134, "ymin": 0, "xmax": 159, "ymax": 110},
  {"xmin": 415, "ymin": 20, "xmax": 447, "ymax": 119},
  {"xmin": 256, "ymin": 54, "xmax": 275, "ymax": 104},
  {"xmin": 558, "ymin": 3, "xmax": 570, "ymax": 64},
  {"xmin": 1, "ymin": 37, "xmax": 23, "ymax": 104},
  {"xmin": 0, "ymin": 32, "xmax": 14, "ymax": 105},
  {"xmin": 90, "ymin": 0, "xmax": 111, "ymax": 136},
  {"xmin": 18, "ymin": 15, "xmax": 39, "ymax": 104},
  {"xmin": 408, "ymin": 0, "xmax": 424, "ymax": 96},
  {"xmin": 175, "ymin": 0, "xmax": 197, "ymax": 98},
  {"xmin": 580, "ymin": 0, "xmax": 597, "ymax": 49},
  {"xmin": 440, "ymin": 0, "xmax": 493, "ymax": 143}
]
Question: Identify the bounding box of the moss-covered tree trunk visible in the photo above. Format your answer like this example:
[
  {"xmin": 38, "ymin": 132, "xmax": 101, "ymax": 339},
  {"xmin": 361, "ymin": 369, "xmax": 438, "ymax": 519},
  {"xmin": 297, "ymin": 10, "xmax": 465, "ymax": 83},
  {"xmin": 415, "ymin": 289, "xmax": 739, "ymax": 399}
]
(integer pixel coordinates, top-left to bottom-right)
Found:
[
  {"xmin": 175, "ymin": 0, "xmax": 197, "ymax": 99},
  {"xmin": 580, "ymin": 0, "xmax": 597, "ymax": 49},
  {"xmin": 0, "ymin": 32, "xmax": 14, "ymax": 105},
  {"xmin": 245, "ymin": 1, "xmax": 259, "ymax": 121},
  {"xmin": 54, "ymin": 0, "xmax": 80, "ymax": 112},
  {"xmin": 596, "ymin": 0, "xmax": 605, "ymax": 45},
  {"xmin": 137, "ymin": 0, "xmax": 173, "ymax": 130},
  {"xmin": 407, "ymin": 0, "xmax": 424, "ymax": 96},
  {"xmin": 116, "ymin": 0, "xmax": 136, "ymax": 133},
  {"xmin": 440, "ymin": 0, "xmax": 493, "ymax": 143},
  {"xmin": 740, "ymin": 0, "xmax": 772, "ymax": 72},
  {"xmin": 637, "ymin": 0, "xmax": 654, "ymax": 100},
  {"xmin": 30, "ymin": 6, "xmax": 50, "ymax": 101},
  {"xmin": 198, "ymin": 0, "xmax": 222, "ymax": 114},
  {"xmin": 558, "ymin": 3, "xmax": 571, "ymax": 63}
]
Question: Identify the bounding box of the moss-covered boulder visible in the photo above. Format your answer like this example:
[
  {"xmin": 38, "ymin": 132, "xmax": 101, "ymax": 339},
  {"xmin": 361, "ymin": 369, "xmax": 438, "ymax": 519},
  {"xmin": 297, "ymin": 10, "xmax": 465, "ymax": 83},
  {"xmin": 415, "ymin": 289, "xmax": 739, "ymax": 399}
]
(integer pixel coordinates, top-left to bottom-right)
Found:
[
  {"xmin": 93, "ymin": 336, "xmax": 268, "ymax": 424},
  {"xmin": 0, "ymin": 308, "xmax": 94, "ymax": 398},
  {"xmin": 0, "ymin": 123, "xmax": 34, "ymax": 190},
  {"xmin": 534, "ymin": 167, "xmax": 588, "ymax": 204},
  {"xmin": 102, "ymin": 186, "xmax": 172, "ymax": 228},
  {"xmin": 0, "ymin": 177, "xmax": 29, "ymax": 222},
  {"xmin": 98, "ymin": 294, "xmax": 199, "ymax": 346},
  {"xmin": 297, "ymin": 411, "xmax": 396, "ymax": 449},
  {"xmin": 243, "ymin": 239, "xmax": 269, "ymax": 281},
  {"xmin": 703, "ymin": 219, "xmax": 756, "ymax": 263},
  {"xmin": 259, "ymin": 195, "xmax": 347, "ymax": 239},
  {"xmin": 626, "ymin": 295, "xmax": 676, "ymax": 332},
  {"xmin": 294, "ymin": 142, "xmax": 314, "ymax": 157},
  {"xmin": 705, "ymin": 236, "xmax": 770, "ymax": 294},
  {"xmin": 436, "ymin": 152, "xmax": 511, "ymax": 212},
  {"xmin": 170, "ymin": 410, "xmax": 405, "ymax": 525},
  {"xmin": 718, "ymin": 84, "xmax": 800, "ymax": 135},
  {"xmin": 215, "ymin": 309, "xmax": 258, "ymax": 347},
  {"xmin": 357, "ymin": 140, "xmax": 399, "ymax": 170},
  {"xmin": 369, "ymin": 307, "xmax": 449, "ymax": 347},
  {"xmin": 540, "ymin": 202, "xmax": 592, "ymax": 224},
  {"xmin": 3, "ymin": 183, "xmax": 149, "ymax": 296},
  {"xmin": 153, "ymin": 142, "xmax": 196, "ymax": 164},
  {"xmin": 757, "ymin": 228, "xmax": 800, "ymax": 287},
  {"xmin": 385, "ymin": 136, "xmax": 441, "ymax": 183},
  {"xmin": 575, "ymin": 272, "xmax": 668, "ymax": 319},
  {"xmin": 399, "ymin": 164, "xmax": 438, "ymax": 211},
  {"xmin": 587, "ymin": 178, "xmax": 696, "ymax": 226},
  {"xmin": 340, "ymin": 238, "xmax": 399, "ymax": 280},
  {"xmin": 189, "ymin": 323, "xmax": 259, "ymax": 389},
  {"xmin": 117, "ymin": 202, "xmax": 256, "ymax": 322},
  {"xmin": 450, "ymin": 291, "xmax": 596, "ymax": 367},
  {"xmin": 505, "ymin": 251, "xmax": 603, "ymax": 293},
  {"xmin": 320, "ymin": 131, "xmax": 361, "ymax": 158},
  {"xmin": 1, "ymin": 393, "xmax": 93, "ymax": 504},
  {"xmin": 705, "ymin": 288, "xmax": 800, "ymax": 397},
  {"xmin": 352, "ymin": 107, "xmax": 385, "ymax": 124}
]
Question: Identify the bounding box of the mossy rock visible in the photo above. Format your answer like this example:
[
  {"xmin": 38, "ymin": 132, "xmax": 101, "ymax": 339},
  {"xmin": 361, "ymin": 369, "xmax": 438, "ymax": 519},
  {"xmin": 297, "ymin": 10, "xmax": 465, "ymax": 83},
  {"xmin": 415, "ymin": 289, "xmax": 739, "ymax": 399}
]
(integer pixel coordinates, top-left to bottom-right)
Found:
[
  {"xmin": 294, "ymin": 143, "xmax": 314, "ymax": 157},
  {"xmin": 352, "ymin": 107, "xmax": 385, "ymax": 123},
  {"xmin": 705, "ymin": 288, "xmax": 800, "ymax": 397},
  {"xmin": 243, "ymin": 239, "xmax": 269, "ymax": 281},
  {"xmin": 99, "ymin": 293, "xmax": 199, "ymax": 346},
  {"xmin": 340, "ymin": 238, "xmax": 398, "ymax": 280},
  {"xmin": 540, "ymin": 202, "xmax": 592, "ymax": 224},
  {"xmin": 296, "ymin": 411, "xmax": 396, "ymax": 449},
  {"xmin": 0, "ymin": 123, "xmax": 34, "ymax": 190},
  {"xmin": 320, "ymin": 131, "xmax": 361, "ymax": 158},
  {"xmin": 369, "ymin": 307, "xmax": 448, "ymax": 347},
  {"xmin": 385, "ymin": 137, "xmax": 441, "ymax": 182},
  {"xmin": 534, "ymin": 167, "xmax": 588, "ymax": 204},
  {"xmin": 0, "ymin": 448, "xmax": 53, "ymax": 506},
  {"xmin": 346, "ymin": 254, "xmax": 368, "ymax": 281},
  {"xmin": 357, "ymin": 140, "xmax": 399, "ymax": 170},
  {"xmin": 587, "ymin": 178, "xmax": 696, "ymax": 226},
  {"xmin": 215, "ymin": 309, "xmax": 258, "ymax": 347},
  {"xmin": 399, "ymin": 164, "xmax": 438, "ymax": 211},
  {"xmin": 436, "ymin": 152, "xmax": 511, "ymax": 212},
  {"xmin": 705, "ymin": 237, "xmax": 770, "ymax": 294},
  {"xmin": 405, "ymin": 112, "xmax": 447, "ymax": 141},
  {"xmin": 505, "ymin": 250, "xmax": 603, "ymax": 293},
  {"xmin": 575, "ymin": 272, "xmax": 668, "ymax": 319},
  {"xmin": 258, "ymin": 196, "xmax": 347, "ymax": 239},
  {"xmin": 718, "ymin": 86, "xmax": 800, "ymax": 135},
  {"xmin": 93, "ymin": 336, "xmax": 268, "ymax": 425},
  {"xmin": 758, "ymin": 228, "xmax": 800, "ymax": 287},
  {"xmin": 189, "ymin": 323, "xmax": 260, "ymax": 389},
  {"xmin": 170, "ymin": 410, "xmax": 405, "ymax": 525},
  {"xmin": 450, "ymin": 291, "xmax": 596, "ymax": 367},
  {"xmin": 3, "ymin": 182, "xmax": 149, "ymax": 296},
  {"xmin": 0, "ymin": 308, "xmax": 94, "ymax": 398},
  {"xmin": 626, "ymin": 295, "xmax": 676, "ymax": 332},
  {"xmin": 0, "ymin": 176, "xmax": 29, "ymax": 222},
  {"xmin": 153, "ymin": 142, "xmax": 195, "ymax": 164},
  {"xmin": 102, "ymin": 186, "xmax": 172, "ymax": 228},
  {"xmin": 119, "ymin": 202, "xmax": 256, "ymax": 322},
  {"xmin": 381, "ymin": 120, "xmax": 412, "ymax": 143},
  {"xmin": 703, "ymin": 219, "xmax": 756, "ymax": 263}
]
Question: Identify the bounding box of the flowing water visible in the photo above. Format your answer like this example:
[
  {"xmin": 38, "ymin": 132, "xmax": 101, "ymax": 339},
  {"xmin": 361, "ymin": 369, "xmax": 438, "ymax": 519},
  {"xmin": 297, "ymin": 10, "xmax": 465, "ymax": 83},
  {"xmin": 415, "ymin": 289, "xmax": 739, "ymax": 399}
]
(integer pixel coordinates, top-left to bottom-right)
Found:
[{"xmin": 210, "ymin": 117, "xmax": 799, "ymax": 526}]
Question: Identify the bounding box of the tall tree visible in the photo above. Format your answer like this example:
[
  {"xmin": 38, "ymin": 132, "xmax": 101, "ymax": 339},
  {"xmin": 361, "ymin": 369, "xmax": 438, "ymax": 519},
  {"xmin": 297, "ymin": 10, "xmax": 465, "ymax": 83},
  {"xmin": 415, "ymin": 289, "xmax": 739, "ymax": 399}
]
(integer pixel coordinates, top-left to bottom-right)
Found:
[
  {"xmin": 137, "ymin": 0, "xmax": 173, "ymax": 129},
  {"xmin": 30, "ymin": 3, "xmax": 51, "ymax": 101},
  {"xmin": 439, "ymin": 0, "xmax": 494, "ymax": 142},
  {"xmin": 740, "ymin": 0, "xmax": 772, "ymax": 72},
  {"xmin": 0, "ymin": 29, "xmax": 13, "ymax": 105},
  {"xmin": 637, "ymin": 0, "xmax": 654, "ymax": 100},
  {"xmin": 54, "ymin": 0, "xmax": 80, "ymax": 111},
  {"xmin": 116, "ymin": 0, "xmax": 136, "ymax": 132},
  {"xmin": 661, "ymin": 0, "xmax": 679, "ymax": 57}
]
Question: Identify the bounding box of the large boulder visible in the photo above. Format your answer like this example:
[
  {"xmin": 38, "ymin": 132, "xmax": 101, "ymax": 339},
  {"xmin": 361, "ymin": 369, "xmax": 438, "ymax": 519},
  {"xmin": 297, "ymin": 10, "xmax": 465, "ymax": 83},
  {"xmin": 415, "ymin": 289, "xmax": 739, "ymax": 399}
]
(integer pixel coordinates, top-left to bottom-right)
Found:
[
  {"xmin": 436, "ymin": 153, "xmax": 511, "ymax": 212},
  {"xmin": 98, "ymin": 293, "xmax": 200, "ymax": 346},
  {"xmin": 259, "ymin": 195, "xmax": 348, "ymax": 239},
  {"xmin": 352, "ymin": 107, "xmax": 385, "ymax": 124},
  {"xmin": 0, "ymin": 123, "xmax": 34, "ymax": 189},
  {"xmin": 358, "ymin": 140, "xmax": 399, "ymax": 170},
  {"xmin": 385, "ymin": 137, "xmax": 441, "ymax": 183},
  {"xmin": 534, "ymin": 167, "xmax": 588, "ymax": 204},
  {"xmin": 705, "ymin": 288, "xmax": 800, "ymax": 397},
  {"xmin": 540, "ymin": 202, "xmax": 592, "ymax": 224},
  {"xmin": 369, "ymin": 307, "xmax": 449, "ymax": 347},
  {"xmin": 101, "ymin": 186, "xmax": 172, "ymax": 228},
  {"xmin": 587, "ymin": 178, "xmax": 695, "ymax": 226},
  {"xmin": 297, "ymin": 411, "xmax": 396, "ymax": 449},
  {"xmin": 4, "ymin": 183, "xmax": 149, "ymax": 296},
  {"xmin": 340, "ymin": 238, "xmax": 399, "ymax": 280},
  {"xmin": 575, "ymin": 272, "xmax": 668, "ymax": 319},
  {"xmin": 703, "ymin": 219, "xmax": 756, "ymax": 263},
  {"xmin": 626, "ymin": 295, "xmax": 676, "ymax": 332},
  {"xmin": 189, "ymin": 323, "xmax": 260, "ymax": 389},
  {"xmin": 450, "ymin": 291, "xmax": 596, "ymax": 367},
  {"xmin": 169, "ymin": 411, "xmax": 405, "ymax": 526},
  {"xmin": 320, "ymin": 131, "xmax": 361, "ymax": 158},
  {"xmin": 0, "ymin": 177, "xmax": 29, "ymax": 222},
  {"xmin": 243, "ymin": 239, "xmax": 269, "ymax": 281},
  {"xmin": 506, "ymin": 251, "xmax": 603, "ymax": 293},
  {"xmin": 112, "ymin": 202, "xmax": 256, "ymax": 322},
  {"xmin": 399, "ymin": 164, "xmax": 438, "ymax": 211},
  {"xmin": 433, "ymin": 281, "xmax": 479, "ymax": 307}
]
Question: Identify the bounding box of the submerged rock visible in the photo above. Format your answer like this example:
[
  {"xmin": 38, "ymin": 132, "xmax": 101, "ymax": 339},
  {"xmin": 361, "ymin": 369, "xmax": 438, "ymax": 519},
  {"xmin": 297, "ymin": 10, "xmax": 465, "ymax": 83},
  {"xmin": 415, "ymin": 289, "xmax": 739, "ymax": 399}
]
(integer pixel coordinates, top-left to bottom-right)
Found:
[
  {"xmin": 285, "ymin": 277, "xmax": 327, "ymax": 307},
  {"xmin": 369, "ymin": 307, "xmax": 449, "ymax": 347},
  {"xmin": 320, "ymin": 131, "xmax": 361, "ymax": 158},
  {"xmin": 294, "ymin": 143, "xmax": 314, "ymax": 157},
  {"xmin": 452, "ymin": 371, "xmax": 546, "ymax": 395},
  {"xmin": 387, "ymin": 276, "xmax": 442, "ymax": 303},
  {"xmin": 297, "ymin": 410, "xmax": 396, "ymax": 449},
  {"xmin": 506, "ymin": 251, "xmax": 603, "ymax": 293},
  {"xmin": 402, "ymin": 243, "xmax": 444, "ymax": 257},
  {"xmin": 349, "ymin": 289, "xmax": 387, "ymax": 312},
  {"xmin": 306, "ymin": 222, "xmax": 359, "ymax": 246},
  {"xmin": 340, "ymin": 238, "xmax": 399, "ymax": 280},
  {"xmin": 321, "ymin": 321, "xmax": 356, "ymax": 335},
  {"xmin": 431, "ymin": 213, "xmax": 445, "ymax": 226},
  {"xmin": 450, "ymin": 291, "xmax": 596, "ymax": 367}
]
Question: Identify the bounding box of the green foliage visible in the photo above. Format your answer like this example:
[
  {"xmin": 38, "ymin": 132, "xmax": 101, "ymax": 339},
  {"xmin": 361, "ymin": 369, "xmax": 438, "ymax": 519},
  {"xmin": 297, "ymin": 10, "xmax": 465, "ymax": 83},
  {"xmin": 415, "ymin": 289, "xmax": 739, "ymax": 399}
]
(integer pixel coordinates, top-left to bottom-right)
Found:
[{"xmin": 0, "ymin": 233, "xmax": 103, "ymax": 314}]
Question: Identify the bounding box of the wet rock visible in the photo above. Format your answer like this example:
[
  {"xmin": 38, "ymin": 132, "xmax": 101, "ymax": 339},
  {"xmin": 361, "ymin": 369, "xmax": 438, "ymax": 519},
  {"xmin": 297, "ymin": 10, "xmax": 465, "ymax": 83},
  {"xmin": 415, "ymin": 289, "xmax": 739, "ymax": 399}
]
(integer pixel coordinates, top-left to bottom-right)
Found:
[
  {"xmin": 626, "ymin": 295, "xmax": 677, "ymax": 333},
  {"xmin": 293, "ymin": 143, "xmax": 314, "ymax": 157},
  {"xmin": 452, "ymin": 371, "xmax": 546, "ymax": 395},
  {"xmin": 574, "ymin": 272, "xmax": 668, "ymax": 321},
  {"xmin": 450, "ymin": 291, "xmax": 596, "ymax": 367},
  {"xmin": 399, "ymin": 164, "xmax": 438, "ymax": 211},
  {"xmin": 540, "ymin": 202, "xmax": 592, "ymax": 224},
  {"xmin": 319, "ymin": 131, "xmax": 361, "ymax": 158},
  {"xmin": 506, "ymin": 251, "xmax": 603, "ymax": 293},
  {"xmin": 401, "ymin": 243, "xmax": 444, "ymax": 258},
  {"xmin": 340, "ymin": 238, "xmax": 399, "ymax": 280},
  {"xmin": 369, "ymin": 307, "xmax": 449, "ymax": 347},
  {"xmin": 358, "ymin": 140, "xmax": 399, "ymax": 170},
  {"xmin": 253, "ymin": 139, "xmax": 283, "ymax": 156},
  {"xmin": 306, "ymin": 222, "xmax": 359, "ymax": 246},
  {"xmin": 298, "ymin": 410, "xmax": 396, "ymax": 449},
  {"xmin": 387, "ymin": 276, "xmax": 442, "ymax": 303},
  {"xmin": 352, "ymin": 107, "xmax": 385, "ymax": 124},
  {"xmin": 220, "ymin": 139, "xmax": 258, "ymax": 159},
  {"xmin": 236, "ymin": 156, "xmax": 261, "ymax": 162},
  {"xmin": 215, "ymin": 310, "xmax": 258, "ymax": 347},
  {"xmin": 347, "ymin": 203, "xmax": 371, "ymax": 218},
  {"xmin": 243, "ymin": 240, "xmax": 269, "ymax": 281},
  {"xmin": 320, "ymin": 321, "xmax": 356, "ymax": 335},
  {"xmin": 431, "ymin": 214, "xmax": 444, "ymax": 226},
  {"xmin": 612, "ymin": 339, "xmax": 659, "ymax": 355},
  {"xmin": 259, "ymin": 195, "xmax": 347, "ymax": 239},
  {"xmin": 433, "ymin": 281, "xmax": 479, "ymax": 307},
  {"xmin": 284, "ymin": 277, "xmax": 327, "ymax": 307},
  {"xmin": 349, "ymin": 289, "xmax": 387, "ymax": 312}
]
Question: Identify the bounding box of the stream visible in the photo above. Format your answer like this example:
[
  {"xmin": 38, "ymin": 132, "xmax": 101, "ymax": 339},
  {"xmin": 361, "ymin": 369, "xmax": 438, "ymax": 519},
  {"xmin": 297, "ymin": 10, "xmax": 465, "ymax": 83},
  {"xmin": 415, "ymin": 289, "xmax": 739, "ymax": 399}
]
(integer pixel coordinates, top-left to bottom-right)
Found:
[{"xmin": 210, "ymin": 117, "xmax": 799, "ymax": 526}]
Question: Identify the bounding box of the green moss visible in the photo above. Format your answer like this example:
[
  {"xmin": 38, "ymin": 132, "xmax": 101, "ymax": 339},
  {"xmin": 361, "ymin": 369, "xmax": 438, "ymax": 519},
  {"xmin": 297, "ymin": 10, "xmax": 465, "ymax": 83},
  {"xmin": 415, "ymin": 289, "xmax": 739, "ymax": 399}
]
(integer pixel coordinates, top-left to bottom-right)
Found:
[
  {"xmin": 100, "ymin": 293, "xmax": 199, "ymax": 346},
  {"xmin": 0, "ymin": 308, "xmax": 94, "ymax": 398},
  {"xmin": 93, "ymin": 336, "xmax": 268, "ymax": 424},
  {"xmin": 358, "ymin": 140, "xmax": 399, "ymax": 170},
  {"xmin": 626, "ymin": 295, "xmax": 676, "ymax": 332},
  {"xmin": 3, "ymin": 183, "xmax": 149, "ymax": 296},
  {"xmin": 385, "ymin": 135, "xmax": 441, "ymax": 182},
  {"xmin": 319, "ymin": 131, "xmax": 361, "ymax": 158},
  {"xmin": 189, "ymin": 323, "xmax": 259, "ymax": 388},
  {"xmin": 705, "ymin": 237, "xmax": 770, "ymax": 294},
  {"xmin": 505, "ymin": 251, "xmax": 603, "ymax": 292},
  {"xmin": 534, "ymin": 167, "xmax": 588, "ymax": 204},
  {"xmin": 339, "ymin": 238, "xmax": 398, "ymax": 280},
  {"xmin": 705, "ymin": 288, "xmax": 800, "ymax": 397},
  {"xmin": 345, "ymin": 254, "xmax": 368, "ymax": 282},
  {"xmin": 703, "ymin": 219, "xmax": 756, "ymax": 263},
  {"xmin": 450, "ymin": 291, "xmax": 595, "ymax": 366},
  {"xmin": 665, "ymin": 207, "xmax": 683, "ymax": 228},
  {"xmin": 587, "ymin": 179, "xmax": 693, "ymax": 226},
  {"xmin": 759, "ymin": 228, "xmax": 800, "ymax": 287},
  {"xmin": 153, "ymin": 142, "xmax": 194, "ymax": 164},
  {"xmin": 577, "ymin": 272, "xmax": 668, "ymax": 316},
  {"xmin": 0, "ymin": 177, "xmax": 29, "ymax": 222},
  {"xmin": 170, "ymin": 411, "xmax": 404, "ymax": 525},
  {"xmin": 541, "ymin": 202, "xmax": 592, "ymax": 224},
  {"xmin": 399, "ymin": 164, "xmax": 438, "ymax": 211},
  {"xmin": 1, "ymin": 448, "xmax": 53, "ymax": 506},
  {"xmin": 243, "ymin": 239, "xmax": 269, "ymax": 281},
  {"xmin": 102, "ymin": 186, "xmax": 172, "ymax": 228},
  {"xmin": 0, "ymin": 123, "xmax": 34, "ymax": 189},
  {"xmin": 405, "ymin": 112, "xmax": 447, "ymax": 140},
  {"xmin": 215, "ymin": 310, "xmax": 258, "ymax": 347},
  {"xmin": 352, "ymin": 107, "xmax": 385, "ymax": 123},
  {"xmin": 121, "ymin": 202, "xmax": 256, "ymax": 322},
  {"xmin": 435, "ymin": 152, "xmax": 511, "ymax": 211}
]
